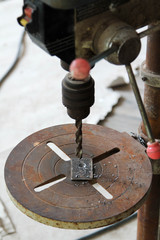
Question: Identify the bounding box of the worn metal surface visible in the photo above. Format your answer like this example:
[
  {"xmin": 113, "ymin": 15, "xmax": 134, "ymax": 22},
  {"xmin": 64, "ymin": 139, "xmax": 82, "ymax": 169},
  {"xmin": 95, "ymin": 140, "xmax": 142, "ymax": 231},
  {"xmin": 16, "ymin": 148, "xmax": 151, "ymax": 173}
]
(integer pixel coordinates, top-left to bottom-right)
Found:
[
  {"xmin": 141, "ymin": 28, "xmax": 160, "ymax": 140},
  {"xmin": 93, "ymin": 15, "xmax": 141, "ymax": 65},
  {"xmin": 141, "ymin": 27, "xmax": 160, "ymax": 140},
  {"xmin": 137, "ymin": 27, "xmax": 160, "ymax": 240},
  {"xmin": 137, "ymin": 175, "xmax": 160, "ymax": 240},
  {"xmin": 75, "ymin": 0, "xmax": 160, "ymax": 59},
  {"xmin": 150, "ymin": 158, "xmax": 160, "ymax": 175},
  {"xmin": 141, "ymin": 62, "xmax": 160, "ymax": 88},
  {"xmin": 126, "ymin": 64, "xmax": 154, "ymax": 143},
  {"xmin": 146, "ymin": 26, "xmax": 160, "ymax": 75},
  {"xmin": 142, "ymin": 85, "xmax": 160, "ymax": 140},
  {"xmin": 5, "ymin": 124, "xmax": 152, "ymax": 229}
]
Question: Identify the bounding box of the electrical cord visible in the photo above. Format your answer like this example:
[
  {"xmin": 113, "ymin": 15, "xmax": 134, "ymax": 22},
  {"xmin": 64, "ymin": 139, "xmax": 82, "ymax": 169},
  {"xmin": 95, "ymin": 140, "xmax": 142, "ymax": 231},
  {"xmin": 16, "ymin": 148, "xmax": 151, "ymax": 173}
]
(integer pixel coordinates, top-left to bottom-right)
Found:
[
  {"xmin": 76, "ymin": 212, "xmax": 137, "ymax": 240},
  {"xmin": 0, "ymin": 30, "xmax": 26, "ymax": 87}
]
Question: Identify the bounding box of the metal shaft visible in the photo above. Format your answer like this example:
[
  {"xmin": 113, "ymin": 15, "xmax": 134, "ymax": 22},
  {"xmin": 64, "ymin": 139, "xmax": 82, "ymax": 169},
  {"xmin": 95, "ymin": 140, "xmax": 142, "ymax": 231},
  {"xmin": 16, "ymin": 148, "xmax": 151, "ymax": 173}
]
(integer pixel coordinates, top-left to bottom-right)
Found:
[
  {"xmin": 139, "ymin": 24, "xmax": 160, "ymax": 39},
  {"xmin": 125, "ymin": 64, "xmax": 154, "ymax": 143},
  {"xmin": 89, "ymin": 45, "xmax": 118, "ymax": 66},
  {"xmin": 75, "ymin": 119, "xmax": 83, "ymax": 158}
]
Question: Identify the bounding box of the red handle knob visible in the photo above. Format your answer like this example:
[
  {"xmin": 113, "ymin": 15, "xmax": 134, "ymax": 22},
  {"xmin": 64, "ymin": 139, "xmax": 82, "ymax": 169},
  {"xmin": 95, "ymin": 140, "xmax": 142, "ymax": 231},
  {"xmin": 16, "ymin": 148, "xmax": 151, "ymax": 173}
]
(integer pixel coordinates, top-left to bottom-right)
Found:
[
  {"xmin": 147, "ymin": 141, "xmax": 160, "ymax": 160},
  {"xmin": 69, "ymin": 58, "xmax": 91, "ymax": 80}
]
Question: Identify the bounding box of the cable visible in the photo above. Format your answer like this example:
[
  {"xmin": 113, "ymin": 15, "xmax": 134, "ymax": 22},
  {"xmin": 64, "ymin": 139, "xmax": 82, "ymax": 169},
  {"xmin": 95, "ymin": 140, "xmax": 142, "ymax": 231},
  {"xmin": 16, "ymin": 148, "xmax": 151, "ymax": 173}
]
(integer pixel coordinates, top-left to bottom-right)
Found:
[
  {"xmin": 76, "ymin": 212, "xmax": 137, "ymax": 240},
  {"xmin": 0, "ymin": 30, "xmax": 26, "ymax": 87}
]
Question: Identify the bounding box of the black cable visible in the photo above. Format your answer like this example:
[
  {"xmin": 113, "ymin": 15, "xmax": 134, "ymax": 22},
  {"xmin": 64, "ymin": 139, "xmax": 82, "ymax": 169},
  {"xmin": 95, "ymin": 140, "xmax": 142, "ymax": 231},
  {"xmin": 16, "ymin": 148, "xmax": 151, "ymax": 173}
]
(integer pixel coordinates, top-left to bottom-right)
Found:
[
  {"xmin": 0, "ymin": 30, "xmax": 26, "ymax": 87},
  {"xmin": 76, "ymin": 212, "xmax": 137, "ymax": 240}
]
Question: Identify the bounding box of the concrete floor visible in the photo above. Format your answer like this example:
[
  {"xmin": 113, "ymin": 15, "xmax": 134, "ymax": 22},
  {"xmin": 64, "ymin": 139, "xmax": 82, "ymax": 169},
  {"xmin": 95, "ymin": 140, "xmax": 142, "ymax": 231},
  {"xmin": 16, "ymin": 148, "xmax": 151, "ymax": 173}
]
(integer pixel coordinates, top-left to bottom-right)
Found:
[{"xmin": 0, "ymin": 1, "xmax": 151, "ymax": 240}]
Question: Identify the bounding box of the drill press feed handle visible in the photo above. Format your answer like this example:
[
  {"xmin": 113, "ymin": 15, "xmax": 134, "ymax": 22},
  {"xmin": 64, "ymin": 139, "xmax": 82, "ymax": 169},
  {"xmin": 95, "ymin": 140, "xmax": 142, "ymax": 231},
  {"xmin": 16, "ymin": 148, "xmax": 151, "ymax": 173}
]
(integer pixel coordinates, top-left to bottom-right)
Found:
[
  {"xmin": 69, "ymin": 58, "xmax": 91, "ymax": 80},
  {"xmin": 147, "ymin": 142, "xmax": 160, "ymax": 160}
]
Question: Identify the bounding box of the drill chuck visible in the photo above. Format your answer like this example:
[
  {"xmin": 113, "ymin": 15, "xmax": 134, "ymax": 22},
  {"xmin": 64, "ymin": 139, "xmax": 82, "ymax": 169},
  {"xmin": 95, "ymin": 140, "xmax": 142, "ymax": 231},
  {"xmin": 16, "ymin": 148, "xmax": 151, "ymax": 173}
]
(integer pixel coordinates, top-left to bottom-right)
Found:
[{"xmin": 62, "ymin": 73, "xmax": 95, "ymax": 120}]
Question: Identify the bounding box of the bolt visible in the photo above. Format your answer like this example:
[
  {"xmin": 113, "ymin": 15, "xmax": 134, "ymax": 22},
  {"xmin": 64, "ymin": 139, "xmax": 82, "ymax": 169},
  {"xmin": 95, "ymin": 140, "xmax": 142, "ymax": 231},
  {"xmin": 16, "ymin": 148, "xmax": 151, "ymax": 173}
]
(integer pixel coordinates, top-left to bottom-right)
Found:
[
  {"xmin": 93, "ymin": 174, "xmax": 98, "ymax": 178},
  {"xmin": 142, "ymin": 77, "xmax": 148, "ymax": 82}
]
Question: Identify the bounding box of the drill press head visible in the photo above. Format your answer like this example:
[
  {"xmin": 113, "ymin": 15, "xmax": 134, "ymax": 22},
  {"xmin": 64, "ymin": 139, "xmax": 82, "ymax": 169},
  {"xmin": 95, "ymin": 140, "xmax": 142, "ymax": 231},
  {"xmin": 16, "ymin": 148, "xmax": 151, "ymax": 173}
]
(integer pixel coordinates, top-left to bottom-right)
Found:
[{"xmin": 18, "ymin": 0, "xmax": 131, "ymax": 67}]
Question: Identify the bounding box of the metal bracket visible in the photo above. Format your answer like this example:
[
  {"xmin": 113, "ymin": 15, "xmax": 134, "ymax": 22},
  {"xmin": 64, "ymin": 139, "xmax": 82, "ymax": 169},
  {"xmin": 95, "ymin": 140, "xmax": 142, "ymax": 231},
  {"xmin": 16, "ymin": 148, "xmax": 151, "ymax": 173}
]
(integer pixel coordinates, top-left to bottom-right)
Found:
[
  {"xmin": 141, "ymin": 61, "xmax": 160, "ymax": 88},
  {"xmin": 71, "ymin": 158, "xmax": 93, "ymax": 180}
]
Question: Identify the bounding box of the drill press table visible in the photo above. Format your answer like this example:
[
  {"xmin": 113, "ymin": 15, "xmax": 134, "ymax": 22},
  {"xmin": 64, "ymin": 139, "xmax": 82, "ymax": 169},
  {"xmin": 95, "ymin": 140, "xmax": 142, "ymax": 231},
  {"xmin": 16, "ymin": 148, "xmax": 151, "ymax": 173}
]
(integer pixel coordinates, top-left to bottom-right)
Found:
[{"xmin": 5, "ymin": 124, "xmax": 152, "ymax": 229}]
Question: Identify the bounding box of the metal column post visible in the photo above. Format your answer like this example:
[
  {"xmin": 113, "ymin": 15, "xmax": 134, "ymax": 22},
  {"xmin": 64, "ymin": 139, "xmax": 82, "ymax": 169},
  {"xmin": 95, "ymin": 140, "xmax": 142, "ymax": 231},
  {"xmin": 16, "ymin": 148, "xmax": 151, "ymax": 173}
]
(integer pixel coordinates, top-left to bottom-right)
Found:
[{"xmin": 137, "ymin": 26, "xmax": 160, "ymax": 240}]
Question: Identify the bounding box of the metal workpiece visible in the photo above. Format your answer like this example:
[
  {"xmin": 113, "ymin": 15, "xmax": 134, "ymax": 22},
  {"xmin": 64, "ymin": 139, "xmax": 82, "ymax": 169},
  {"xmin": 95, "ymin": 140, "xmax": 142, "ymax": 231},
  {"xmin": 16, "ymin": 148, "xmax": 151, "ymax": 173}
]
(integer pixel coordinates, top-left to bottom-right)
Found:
[
  {"xmin": 71, "ymin": 158, "xmax": 93, "ymax": 180},
  {"xmin": 5, "ymin": 124, "xmax": 152, "ymax": 229},
  {"xmin": 62, "ymin": 73, "xmax": 94, "ymax": 120}
]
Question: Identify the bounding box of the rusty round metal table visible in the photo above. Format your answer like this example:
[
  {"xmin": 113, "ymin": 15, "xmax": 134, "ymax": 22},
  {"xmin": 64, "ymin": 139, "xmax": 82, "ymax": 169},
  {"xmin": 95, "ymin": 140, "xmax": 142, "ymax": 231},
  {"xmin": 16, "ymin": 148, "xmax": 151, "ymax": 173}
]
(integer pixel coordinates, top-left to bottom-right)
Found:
[{"xmin": 5, "ymin": 124, "xmax": 152, "ymax": 229}]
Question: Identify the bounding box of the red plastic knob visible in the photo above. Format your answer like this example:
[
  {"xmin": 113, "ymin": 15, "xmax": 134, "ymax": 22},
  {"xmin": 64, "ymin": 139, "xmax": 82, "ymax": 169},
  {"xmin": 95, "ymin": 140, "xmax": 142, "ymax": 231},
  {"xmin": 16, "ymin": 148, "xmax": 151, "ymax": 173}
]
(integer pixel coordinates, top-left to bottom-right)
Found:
[
  {"xmin": 69, "ymin": 58, "xmax": 91, "ymax": 80},
  {"xmin": 24, "ymin": 7, "xmax": 33, "ymax": 19},
  {"xmin": 147, "ymin": 141, "xmax": 160, "ymax": 160}
]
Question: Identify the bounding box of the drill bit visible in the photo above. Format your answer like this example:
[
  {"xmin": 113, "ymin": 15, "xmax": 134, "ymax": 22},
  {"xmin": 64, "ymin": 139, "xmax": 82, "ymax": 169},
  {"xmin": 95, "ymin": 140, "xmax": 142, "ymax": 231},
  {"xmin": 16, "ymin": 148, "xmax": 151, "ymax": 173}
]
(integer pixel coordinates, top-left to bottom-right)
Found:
[{"xmin": 75, "ymin": 119, "xmax": 83, "ymax": 158}]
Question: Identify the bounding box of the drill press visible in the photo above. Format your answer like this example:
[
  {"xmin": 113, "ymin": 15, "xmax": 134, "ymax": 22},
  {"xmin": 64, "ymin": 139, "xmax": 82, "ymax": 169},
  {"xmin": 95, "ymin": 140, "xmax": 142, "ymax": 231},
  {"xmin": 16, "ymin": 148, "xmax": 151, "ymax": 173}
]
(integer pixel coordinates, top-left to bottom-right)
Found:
[{"xmin": 4, "ymin": 0, "xmax": 160, "ymax": 236}]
